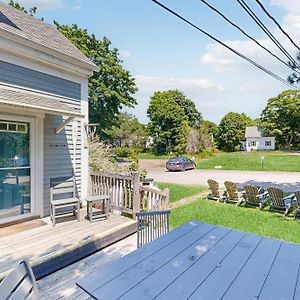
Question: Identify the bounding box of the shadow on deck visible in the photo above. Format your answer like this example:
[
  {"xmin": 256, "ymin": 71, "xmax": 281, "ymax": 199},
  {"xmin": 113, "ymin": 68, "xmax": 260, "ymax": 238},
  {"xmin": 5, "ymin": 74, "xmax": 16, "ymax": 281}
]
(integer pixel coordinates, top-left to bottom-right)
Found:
[{"xmin": 0, "ymin": 208, "xmax": 136, "ymax": 280}]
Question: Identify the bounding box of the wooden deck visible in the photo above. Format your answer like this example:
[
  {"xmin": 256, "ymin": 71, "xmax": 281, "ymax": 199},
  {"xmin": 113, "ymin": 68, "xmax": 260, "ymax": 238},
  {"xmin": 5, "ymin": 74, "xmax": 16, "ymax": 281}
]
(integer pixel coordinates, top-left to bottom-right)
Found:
[
  {"xmin": 38, "ymin": 235, "xmax": 137, "ymax": 300},
  {"xmin": 77, "ymin": 221, "xmax": 300, "ymax": 300},
  {"xmin": 0, "ymin": 209, "xmax": 136, "ymax": 280}
]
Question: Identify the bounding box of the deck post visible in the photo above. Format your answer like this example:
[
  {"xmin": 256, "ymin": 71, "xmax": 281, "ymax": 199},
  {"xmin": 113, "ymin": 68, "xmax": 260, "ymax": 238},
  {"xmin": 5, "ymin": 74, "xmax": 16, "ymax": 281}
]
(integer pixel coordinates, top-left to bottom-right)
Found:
[
  {"xmin": 132, "ymin": 172, "xmax": 140, "ymax": 219},
  {"xmin": 164, "ymin": 188, "xmax": 170, "ymax": 210}
]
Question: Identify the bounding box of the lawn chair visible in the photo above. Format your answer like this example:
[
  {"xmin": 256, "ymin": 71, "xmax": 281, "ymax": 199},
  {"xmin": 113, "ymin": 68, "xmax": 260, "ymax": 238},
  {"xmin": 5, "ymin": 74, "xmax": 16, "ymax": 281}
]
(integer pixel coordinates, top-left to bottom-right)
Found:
[
  {"xmin": 207, "ymin": 179, "xmax": 223, "ymax": 201},
  {"xmin": 50, "ymin": 175, "xmax": 81, "ymax": 226},
  {"xmin": 0, "ymin": 259, "xmax": 39, "ymax": 299},
  {"xmin": 224, "ymin": 181, "xmax": 244, "ymax": 205},
  {"xmin": 293, "ymin": 191, "xmax": 300, "ymax": 219},
  {"xmin": 267, "ymin": 187, "xmax": 294, "ymax": 216},
  {"xmin": 244, "ymin": 185, "xmax": 268, "ymax": 209},
  {"xmin": 136, "ymin": 210, "xmax": 170, "ymax": 248}
]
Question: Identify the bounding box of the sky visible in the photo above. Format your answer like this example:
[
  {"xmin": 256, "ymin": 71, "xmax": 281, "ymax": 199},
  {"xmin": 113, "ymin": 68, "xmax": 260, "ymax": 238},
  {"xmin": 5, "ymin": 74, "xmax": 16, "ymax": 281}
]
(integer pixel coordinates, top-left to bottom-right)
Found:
[{"xmin": 5, "ymin": 0, "xmax": 300, "ymax": 124}]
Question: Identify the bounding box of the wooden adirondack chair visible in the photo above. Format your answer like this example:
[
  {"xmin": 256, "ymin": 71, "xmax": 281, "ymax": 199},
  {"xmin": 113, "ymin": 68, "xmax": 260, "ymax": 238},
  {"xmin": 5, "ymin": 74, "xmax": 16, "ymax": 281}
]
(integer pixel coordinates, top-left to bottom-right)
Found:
[
  {"xmin": 136, "ymin": 210, "xmax": 170, "ymax": 248},
  {"xmin": 293, "ymin": 191, "xmax": 300, "ymax": 219},
  {"xmin": 244, "ymin": 185, "xmax": 268, "ymax": 209},
  {"xmin": 0, "ymin": 259, "xmax": 39, "ymax": 299},
  {"xmin": 207, "ymin": 179, "xmax": 223, "ymax": 201},
  {"xmin": 224, "ymin": 181, "xmax": 244, "ymax": 205},
  {"xmin": 267, "ymin": 187, "xmax": 294, "ymax": 216}
]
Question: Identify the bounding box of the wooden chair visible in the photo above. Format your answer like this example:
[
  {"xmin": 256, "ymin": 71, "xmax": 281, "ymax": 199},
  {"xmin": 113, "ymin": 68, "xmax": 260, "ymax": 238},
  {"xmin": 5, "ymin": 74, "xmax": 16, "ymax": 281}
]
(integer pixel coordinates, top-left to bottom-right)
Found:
[
  {"xmin": 207, "ymin": 179, "xmax": 223, "ymax": 201},
  {"xmin": 224, "ymin": 181, "xmax": 244, "ymax": 205},
  {"xmin": 0, "ymin": 259, "xmax": 39, "ymax": 299},
  {"xmin": 293, "ymin": 191, "xmax": 300, "ymax": 219},
  {"xmin": 267, "ymin": 187, "xmax": 294, "ymax": 216},
  {"xmin": 244, "ymin": 185, "xmax": 268, "ymax": 209},
  {"xmin": 50, "ymin": 176, "xmax": 80, "ymax": 226},
  {"xmin": 136, "ymin": 210, "xmax": 170, "ymax": 248}
]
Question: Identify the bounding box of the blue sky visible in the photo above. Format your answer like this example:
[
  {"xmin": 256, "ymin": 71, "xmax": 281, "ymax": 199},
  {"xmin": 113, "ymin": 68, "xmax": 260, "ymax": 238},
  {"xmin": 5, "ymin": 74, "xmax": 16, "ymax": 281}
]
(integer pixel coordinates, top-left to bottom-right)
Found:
[{"xmin": 7, "ymin": 0, "xmax": 300, "ymax": 124}]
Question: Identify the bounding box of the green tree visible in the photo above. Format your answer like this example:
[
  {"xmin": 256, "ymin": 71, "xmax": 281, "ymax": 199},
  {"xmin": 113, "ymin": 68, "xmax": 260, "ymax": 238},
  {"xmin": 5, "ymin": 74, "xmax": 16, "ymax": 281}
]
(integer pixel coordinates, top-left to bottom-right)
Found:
[
  {"xmin": 147, "ymin": 91, "xmax": 191, "ymax": 154},
  {"xmin": 105, "ymin": 113, "xmax": 147, "ymax": 148},
  {"xmin": 168, "ymin": 90, "xmax": 202, "ymax": 128},
  {"xmin": 218, "ymin": 112, "xmax": 254, "ymax": 152},
  {"xmin": 8, "ymin": 0, "xmax": 38, "ymax": 16},
  {"xmin": 261, "ymin": 90, "xmax": 300, "ymax": 149},
  {"xmin": 54, "ymin": 23, "xmax": 137, "ymax": 138}
]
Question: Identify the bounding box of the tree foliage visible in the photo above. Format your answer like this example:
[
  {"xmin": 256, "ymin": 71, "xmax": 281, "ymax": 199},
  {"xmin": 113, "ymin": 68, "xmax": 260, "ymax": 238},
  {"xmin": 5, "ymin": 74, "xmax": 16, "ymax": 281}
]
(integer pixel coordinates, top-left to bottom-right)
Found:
[
  {"xmin": 261, "ymin": 90, "xmax": 300, "ymax": 149},
  {"xmin": 8, "ymin": 0, "xmax": 38, "ymax": 16},
  {"xmin": 54, "ymin": 23, "xmax": 137, "ymax": 138},
  {"xmin": 105, "ymin": 113, "xmax": 147, "ymax": 148},
  {"xmin": 147, "ymin": 90, "xmax": 193, "ymax": 154},
  {"xmin": 218, "ymin": 112, "xmax": 254, "ymax": 152}
]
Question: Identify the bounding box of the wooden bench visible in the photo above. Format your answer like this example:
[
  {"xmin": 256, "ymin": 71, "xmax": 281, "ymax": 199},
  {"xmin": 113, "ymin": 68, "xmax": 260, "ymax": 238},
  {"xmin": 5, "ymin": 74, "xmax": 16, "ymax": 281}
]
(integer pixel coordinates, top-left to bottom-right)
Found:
[{"xmin": 50, "ymin": 176, "xmax": 80, "ymax": 226}]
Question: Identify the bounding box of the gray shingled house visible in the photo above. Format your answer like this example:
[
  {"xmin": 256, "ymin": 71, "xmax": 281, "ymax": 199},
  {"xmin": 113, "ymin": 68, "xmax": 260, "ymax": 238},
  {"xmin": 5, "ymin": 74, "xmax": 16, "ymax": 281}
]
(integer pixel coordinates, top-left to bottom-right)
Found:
[{"xmin": 0, "ymin": 2, "xmax": 98, "ymax": 225}]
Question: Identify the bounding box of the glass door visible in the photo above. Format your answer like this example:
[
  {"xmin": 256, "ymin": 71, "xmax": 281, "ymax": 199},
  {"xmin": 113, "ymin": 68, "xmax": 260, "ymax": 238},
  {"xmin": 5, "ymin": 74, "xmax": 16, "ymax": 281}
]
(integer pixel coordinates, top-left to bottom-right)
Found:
[{"xmin": 0, "ymin": 121, "xmax": 31, "ymax": 220}]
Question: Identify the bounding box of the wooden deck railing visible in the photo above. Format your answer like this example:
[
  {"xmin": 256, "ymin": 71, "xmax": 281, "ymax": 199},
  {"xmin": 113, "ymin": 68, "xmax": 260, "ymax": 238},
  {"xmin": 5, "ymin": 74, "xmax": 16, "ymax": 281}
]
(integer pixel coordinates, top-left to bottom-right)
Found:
[
  {"xmin": 139, "ymin": 186, "xmax": 169, "ymax": 211},
  {"xmin": 90, "ymin": 172, "xmax": 169, "ymax": 218},
  {"xmin": 90, "ymin": 172, "xmax": 140, "ymax": 216}
]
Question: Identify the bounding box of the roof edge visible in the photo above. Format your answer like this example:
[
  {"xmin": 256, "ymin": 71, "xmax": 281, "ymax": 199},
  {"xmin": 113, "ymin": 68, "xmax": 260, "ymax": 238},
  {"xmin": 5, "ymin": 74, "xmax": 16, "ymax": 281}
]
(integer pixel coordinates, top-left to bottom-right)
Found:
[{"xmin": 0, "ymin": 28, "xmax": 100, "ymax": 73}]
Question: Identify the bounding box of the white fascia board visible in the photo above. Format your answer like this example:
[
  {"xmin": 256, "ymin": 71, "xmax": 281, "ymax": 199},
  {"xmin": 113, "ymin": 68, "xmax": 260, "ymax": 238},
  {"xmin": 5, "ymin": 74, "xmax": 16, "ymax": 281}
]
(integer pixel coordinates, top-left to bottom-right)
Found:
[{"xmin": 0, "ymin": 29, "xmax": 99, "ymax": 75}]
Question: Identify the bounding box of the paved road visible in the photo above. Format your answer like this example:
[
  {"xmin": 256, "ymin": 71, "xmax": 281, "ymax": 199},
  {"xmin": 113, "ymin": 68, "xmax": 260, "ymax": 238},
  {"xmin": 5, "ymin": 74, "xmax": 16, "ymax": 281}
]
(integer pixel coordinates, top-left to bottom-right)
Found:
[{"xmin": 141, "ymin": 160, "xmax": 300, "ymax": 192}]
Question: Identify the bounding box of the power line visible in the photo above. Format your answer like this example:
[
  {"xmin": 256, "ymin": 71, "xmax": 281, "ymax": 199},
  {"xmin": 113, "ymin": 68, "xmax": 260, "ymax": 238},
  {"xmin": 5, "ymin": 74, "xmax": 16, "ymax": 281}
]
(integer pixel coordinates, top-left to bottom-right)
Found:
[
  {"xmin": 198, "ymin": 0, "xmax": 300, "ymax": 75},
  {"xmin": 236, "ymin": 0, "xmax": 300, "ymax": 70},
  {"xmin": 151, "ymin": 0, "xmax": 296, "ymax": 89},
  {"xmin": 254, "ymin": 0, "xmax": 300, "ymax": 52}
]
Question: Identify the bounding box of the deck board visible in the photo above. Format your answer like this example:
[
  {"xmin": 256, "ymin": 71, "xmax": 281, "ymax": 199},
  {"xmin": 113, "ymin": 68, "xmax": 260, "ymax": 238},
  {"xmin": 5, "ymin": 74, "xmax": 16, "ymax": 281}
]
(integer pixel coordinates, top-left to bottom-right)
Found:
[
  {"xmin": 38, "ymin": 235, "xmax": 137, "ymax": 300},
  {"xmin": 0, "ymin": 209, "xmax": 136, "ymax": 278}
]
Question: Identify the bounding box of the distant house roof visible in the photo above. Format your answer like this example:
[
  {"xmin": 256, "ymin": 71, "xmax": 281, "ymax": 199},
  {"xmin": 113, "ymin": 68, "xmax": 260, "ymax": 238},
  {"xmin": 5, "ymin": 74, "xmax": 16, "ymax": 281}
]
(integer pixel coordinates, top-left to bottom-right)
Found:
[
  {"xmin": 245, "ymin": 126, "xmax": 269, "ymax": 138},
  {"xmin": 0, "ymin": 2, "xmax": 98, "ymax": 71}
]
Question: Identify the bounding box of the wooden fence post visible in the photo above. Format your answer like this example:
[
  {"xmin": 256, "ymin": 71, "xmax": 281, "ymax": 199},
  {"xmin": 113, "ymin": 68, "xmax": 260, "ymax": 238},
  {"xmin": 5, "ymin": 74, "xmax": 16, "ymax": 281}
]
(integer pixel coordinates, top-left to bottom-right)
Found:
[
  {"xmin": 132, "ymin": 172, "xmax": 140, "ymax": 219},
  {"xmin": 164, "ymin": 188, "xmax": 170, "ymax": 209}
]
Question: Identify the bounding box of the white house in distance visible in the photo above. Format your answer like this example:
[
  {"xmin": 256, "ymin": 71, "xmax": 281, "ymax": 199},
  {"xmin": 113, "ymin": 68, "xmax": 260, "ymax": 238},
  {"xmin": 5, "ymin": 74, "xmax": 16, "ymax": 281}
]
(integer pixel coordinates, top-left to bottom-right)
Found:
[
  {"xmin": 0, "ymin": 2, "xmax": 98, "ymax": 226},
  {"xmin": 241, "ymin": 126, "xmax": 275, "ymax": 152}
]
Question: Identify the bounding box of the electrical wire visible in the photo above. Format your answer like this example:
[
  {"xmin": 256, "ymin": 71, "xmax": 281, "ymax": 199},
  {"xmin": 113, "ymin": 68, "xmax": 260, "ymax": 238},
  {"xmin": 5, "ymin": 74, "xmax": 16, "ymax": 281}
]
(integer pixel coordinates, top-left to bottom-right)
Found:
[
  {"xmin": 198, "ymin": 0, "xmax": 300, "ymax": 75},
  {"xmin": 151, "ymin": 0, "xmax": 297, "ymax": 89},
  {"xmin": 254, "ymin": 0, "xmax": 300, "ymax": 52},
  {"xmin": 236, "ymin": 0, "xmax": 300, "ymax": 70}
]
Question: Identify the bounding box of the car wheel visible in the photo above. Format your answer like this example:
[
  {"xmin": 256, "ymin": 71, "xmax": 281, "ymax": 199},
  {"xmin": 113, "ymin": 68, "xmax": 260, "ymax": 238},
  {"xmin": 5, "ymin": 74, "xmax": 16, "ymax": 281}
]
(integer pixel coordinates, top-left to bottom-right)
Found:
[{"xmin": 182, "ymin": 166, "xmax": 186, "ymax": 172}]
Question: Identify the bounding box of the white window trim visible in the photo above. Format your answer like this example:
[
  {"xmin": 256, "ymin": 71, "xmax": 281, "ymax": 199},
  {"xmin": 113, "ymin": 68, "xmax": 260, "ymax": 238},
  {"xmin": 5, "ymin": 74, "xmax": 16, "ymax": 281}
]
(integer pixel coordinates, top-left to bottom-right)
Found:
[{"xmin": 0, "ymin": 113, "xmax": 43, "ymax": 225}]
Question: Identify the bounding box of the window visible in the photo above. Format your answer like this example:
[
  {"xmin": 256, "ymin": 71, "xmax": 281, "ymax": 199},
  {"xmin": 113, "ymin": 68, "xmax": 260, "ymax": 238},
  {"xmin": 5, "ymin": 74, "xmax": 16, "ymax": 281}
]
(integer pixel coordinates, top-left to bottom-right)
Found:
[
  {"xmin": 0, "ymin": 121, "xmax": 28, "ymax": 133},
  {"xmin": 251, "ymin": 141, "xmax": 256, "ymax": 147},
  {"xmin": 265, "ymin": 140, "xmax": 272, "ymax": 147}
]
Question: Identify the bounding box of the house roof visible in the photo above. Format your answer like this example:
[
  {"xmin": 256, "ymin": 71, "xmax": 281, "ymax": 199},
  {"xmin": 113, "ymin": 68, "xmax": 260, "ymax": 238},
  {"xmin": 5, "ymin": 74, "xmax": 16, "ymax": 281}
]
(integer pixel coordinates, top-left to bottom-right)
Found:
[
  {"xmin": 0, "ymin": 83, "xmax": 84, "ymax": 117},
  {"xmin": 245, "ymin": 126, "xmax": 268, "ymax": 138},
  {"xmin": 0, "ymin": 1, "xmax": 98, "ymax": 71}
]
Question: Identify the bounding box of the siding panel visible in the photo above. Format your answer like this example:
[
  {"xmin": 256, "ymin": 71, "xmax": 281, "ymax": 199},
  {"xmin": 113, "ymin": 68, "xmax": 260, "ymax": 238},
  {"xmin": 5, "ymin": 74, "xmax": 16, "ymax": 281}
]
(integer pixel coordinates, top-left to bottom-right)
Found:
[{"xmin": 0, "ymin": 60, "xmax": 81, "ymax": 100}]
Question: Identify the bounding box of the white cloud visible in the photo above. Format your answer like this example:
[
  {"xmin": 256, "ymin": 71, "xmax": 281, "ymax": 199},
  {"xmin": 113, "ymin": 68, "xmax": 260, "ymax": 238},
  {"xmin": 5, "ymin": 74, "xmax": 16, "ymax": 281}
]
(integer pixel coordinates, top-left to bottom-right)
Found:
[
  {"xmin": 124, "ymin": 75, "xmax": 226, "ymax": 124},
  {"xmin": 3, "ymin": 0, "xmax": 63, "ymax": 11}
]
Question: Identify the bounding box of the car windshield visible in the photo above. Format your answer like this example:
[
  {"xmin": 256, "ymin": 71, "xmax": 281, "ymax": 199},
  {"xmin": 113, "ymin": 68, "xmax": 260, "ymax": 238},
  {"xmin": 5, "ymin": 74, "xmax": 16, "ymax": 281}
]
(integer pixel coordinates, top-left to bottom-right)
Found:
[{"xmin": 168, "ymin": 158, "xmax": 180, "ymax": 162}]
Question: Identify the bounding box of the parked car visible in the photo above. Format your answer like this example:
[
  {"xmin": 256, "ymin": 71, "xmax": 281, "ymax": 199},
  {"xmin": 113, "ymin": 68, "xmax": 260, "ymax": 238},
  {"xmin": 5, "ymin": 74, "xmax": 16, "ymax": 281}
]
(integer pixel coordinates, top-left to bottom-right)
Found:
[{"xmin": 166, "ymin": 157, "xmax": 196, "ymax": 172}]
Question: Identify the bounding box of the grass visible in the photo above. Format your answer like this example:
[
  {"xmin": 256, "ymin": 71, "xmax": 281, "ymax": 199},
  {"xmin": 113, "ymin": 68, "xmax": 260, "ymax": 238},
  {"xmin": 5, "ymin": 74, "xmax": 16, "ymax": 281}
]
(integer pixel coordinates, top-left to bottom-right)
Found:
[
  {"xmin": 170, "ymin": 198, "xmax": 300, "ymax": 244},
  {"xmin": 156, "ymin": 182, "xmax": 206, "ymax": 203},
  {"xmin": 197, "ymin": 153, "xmax": 300, "ymax": 172}
]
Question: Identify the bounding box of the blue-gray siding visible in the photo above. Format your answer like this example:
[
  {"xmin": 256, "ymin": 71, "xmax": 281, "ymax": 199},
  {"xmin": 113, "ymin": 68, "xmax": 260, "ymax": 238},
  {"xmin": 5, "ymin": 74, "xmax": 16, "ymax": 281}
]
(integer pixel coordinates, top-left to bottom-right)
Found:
[
  {"xmin": 0, "ymin": 60, "xmax": 81, "ymax": 100},
  {"xmin": 43, "ymin": 115, "xmax": 82, "ymax": 216}
]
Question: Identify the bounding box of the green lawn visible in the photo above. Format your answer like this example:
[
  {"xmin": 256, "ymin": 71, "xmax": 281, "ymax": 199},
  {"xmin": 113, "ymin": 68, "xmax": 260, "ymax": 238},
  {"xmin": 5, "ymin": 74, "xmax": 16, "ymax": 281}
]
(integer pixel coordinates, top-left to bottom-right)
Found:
[
  {"xmin": 197, "ymin": 154, "xmax": 300, "ymax": 172},
  {"xmin": 170, "ymin": 199, "xmax": 300, "ymax": 244},
  {"xmin": 156, "ymin": 183, "xmax": 206, "ymax": 203}
]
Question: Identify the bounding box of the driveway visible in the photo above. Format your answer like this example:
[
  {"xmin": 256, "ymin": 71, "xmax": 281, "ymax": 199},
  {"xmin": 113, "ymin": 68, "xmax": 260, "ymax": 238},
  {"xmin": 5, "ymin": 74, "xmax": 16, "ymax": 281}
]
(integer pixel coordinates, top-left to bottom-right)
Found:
[{"xmin": 140, "ymin": 160, "xmax": 300, "ymax": 192}]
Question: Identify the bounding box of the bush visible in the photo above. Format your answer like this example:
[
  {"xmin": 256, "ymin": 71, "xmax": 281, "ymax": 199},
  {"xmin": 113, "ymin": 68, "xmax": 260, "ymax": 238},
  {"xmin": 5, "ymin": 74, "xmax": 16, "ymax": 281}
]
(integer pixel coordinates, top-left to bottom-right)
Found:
[
  {"xmin": 89, "ymin": 142, "xmax": 128, "ymax": 173},
  {"xmin": 113, "ymin": 147, "xmax": 131, "ymax": 158}
]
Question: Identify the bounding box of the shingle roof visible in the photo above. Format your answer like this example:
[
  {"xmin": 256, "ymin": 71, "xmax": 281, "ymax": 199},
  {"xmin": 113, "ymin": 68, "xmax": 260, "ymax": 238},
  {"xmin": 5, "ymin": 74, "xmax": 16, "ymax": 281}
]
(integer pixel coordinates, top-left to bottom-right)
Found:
[
  {"xmin": 245, "ymin": 126, "xmax": 266, "ymax": 138},
  {"xmin": 0, "ymin": 1, "xmax": 96, "ymax": 70},
  {"xmin": 0, "ymin": 83, "xmax": 83, "ymax": 117}
]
